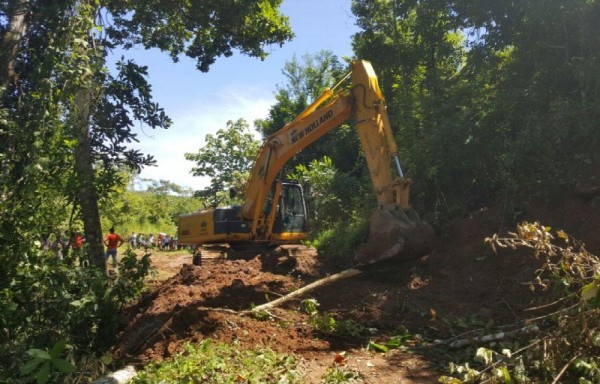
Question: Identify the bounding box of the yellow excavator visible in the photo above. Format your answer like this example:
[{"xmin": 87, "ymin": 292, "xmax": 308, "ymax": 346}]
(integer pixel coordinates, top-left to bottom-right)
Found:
[{"xmin": 178, "ymin": 60, "xmax": 434, "ymax": 266}]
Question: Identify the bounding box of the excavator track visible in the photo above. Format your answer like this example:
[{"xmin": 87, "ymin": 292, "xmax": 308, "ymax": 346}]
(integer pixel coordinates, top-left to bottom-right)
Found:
[{"xmin": 192, "ymin": 243, "xmax": 314, "ymax": 266}]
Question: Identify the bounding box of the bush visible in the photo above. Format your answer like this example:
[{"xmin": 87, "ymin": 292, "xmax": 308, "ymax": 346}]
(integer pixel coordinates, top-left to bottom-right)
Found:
[
  {"xmin": 132, "ymin": 339, "xmax": 301, "ymax": 383},
  {"xmin": 310, "ymin": 212, "xmax": 370, "ymax": 266},
  {"xmin": 0, "ymin": 246, "xmax": 152, "ymax": 382},
  {"xmin": 440, "ymin": 223, "xmax": 600, "ymax": 383}
]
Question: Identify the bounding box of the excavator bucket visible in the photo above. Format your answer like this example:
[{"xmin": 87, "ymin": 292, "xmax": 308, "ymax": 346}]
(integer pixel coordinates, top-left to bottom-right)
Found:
[{"xmin": 355, "ymin": 204, "xmax": 435, "ymax": 266}]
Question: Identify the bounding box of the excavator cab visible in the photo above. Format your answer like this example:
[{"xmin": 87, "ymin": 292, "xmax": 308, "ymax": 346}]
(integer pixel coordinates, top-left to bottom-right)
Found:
[
  {"xmin": 178, "ymin": 182, "xmax": 309, "ymax": 255},
  {"xmin": 273, "ymin": 183, "xmax": 308, "ymax": 235}
]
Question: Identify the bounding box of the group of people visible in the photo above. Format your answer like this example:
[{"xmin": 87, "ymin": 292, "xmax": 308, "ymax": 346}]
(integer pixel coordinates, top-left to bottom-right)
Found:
[
  {"xmin": 41, "ymin": 227, "xmax": 180, "ymax": 272},
  {"xmin": 104, "ymin": 230, "xmax": 179, "ymax": 272},
  {"xmin": 40, "ymin": 230, "xmax": 85, "ymax": 264},
  {"xmin": 128, "ymin": 232, "xmax": 178, "ymax": 251},
  {"xmin": 40, "ymin": 228, "xmax": 120, "ymax": 269}
]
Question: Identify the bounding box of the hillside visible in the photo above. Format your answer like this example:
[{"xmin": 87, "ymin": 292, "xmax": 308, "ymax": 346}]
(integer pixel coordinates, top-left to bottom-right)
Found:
[{"xmin": 111, "ymin": 160, "xmax": 600, "ymax": 382}]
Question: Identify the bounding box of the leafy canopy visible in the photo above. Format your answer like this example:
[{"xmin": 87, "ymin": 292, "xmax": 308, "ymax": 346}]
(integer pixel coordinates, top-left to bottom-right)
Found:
[{"xmin": 185, "ymin": 118, "xmax": 260, "ymax": 207}]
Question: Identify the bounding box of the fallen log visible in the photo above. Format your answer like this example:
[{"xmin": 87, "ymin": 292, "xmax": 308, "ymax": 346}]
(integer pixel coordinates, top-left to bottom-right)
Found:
[
  {"xmin": 434, "ymin": 324, "xmax": 540, "ymax": 349},
  {"xmin": 248, "ymin": 268, "xmax": 362, "ymax": 313}
]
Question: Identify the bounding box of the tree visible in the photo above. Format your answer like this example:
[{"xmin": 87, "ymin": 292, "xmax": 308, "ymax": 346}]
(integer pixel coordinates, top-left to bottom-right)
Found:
[
  {"xmin": 0, "ymin": 0, "xmax": 293, "ymax": 378},
  {"xmin": 255, "ymin": 52, "xmax": 360, "ymax": 172},
  {"xmin": 0, "ymin": 0, "xmax": 28, "ymax": 88},
  {"xmin": 185, "ymin": 118, "xmax": 260, "ymax": 207},
  {"xmin": 100, "ymin": 176, "xmax": 202, "ymax": 236},
  {"xmin": 0, "ymin": 0, "xmax": 293, "ymax": 269},
  {"xmin": 352, "ymin": 0, "xmax": 493, "ymax": 217},
  {"xmin": 256, "ymin": 51, "xmax": 345, "ymax": 136},
  {"xmin": 107, "ymin": 0, "xmax": 294, "ymax": 72},
  {"xmin": 456, "ymin": 0, "xmax": 600, "ymax": 194},
  {"xmin": 351, "ymin": 0, "xmax": 600, "ymax": 222}
]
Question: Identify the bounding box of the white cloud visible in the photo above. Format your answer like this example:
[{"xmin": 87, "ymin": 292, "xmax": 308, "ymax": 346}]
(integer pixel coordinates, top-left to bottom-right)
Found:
[{"xmin": 131, "ymin": 85, "xmax": 274, "ymax": 191}]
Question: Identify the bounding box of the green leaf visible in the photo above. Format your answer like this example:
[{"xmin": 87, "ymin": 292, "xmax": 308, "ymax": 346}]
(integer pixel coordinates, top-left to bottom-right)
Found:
[
  {"xmin": 575, "ymin": 358, "xmax": 592, "ymax": 370},
  {"xmin": 385, "ymin": 338, "xmax": 401, "ymax": 349},
  {"xmin": 52, "ymin": 358, "xmax": 76, "ymax": 373},
  {"xmin": 438, "ymin": 376, "xmax": 462, "ymax": 384},
  {"xmin": 27, "ymin": 349, "xmax": 51, "ymax": 360},
  {"xmin": 36, "ymin": 362, "xmax": 50, "ymax": 384},
  {"xmin": 367, "ymin": 341, "xmax": 388, "ymax": 353},
  {"xmin": 581, "ymin": 282, "xmax": 600, "ymax": 301},
  {"xmin": 474, "ymin": 347, "xmax": 493, "ymax": 365},
  {"xmin": 101, "ymin": 353, "xmax": 113, "ymax": 365},
  {"xmin": 70, "ymin": 299, "xmax": 83, "ymax": 307},
  {"xmin": 20, "ymin": 359, "xmax": 44, "ymax": 375},
  {"xmin": 495, "ymin": 365, "xmax": 511, "ymax": 382},
  {"xmin": 49, "ymin": 340, "xmax": 66, "ymax": 359}
]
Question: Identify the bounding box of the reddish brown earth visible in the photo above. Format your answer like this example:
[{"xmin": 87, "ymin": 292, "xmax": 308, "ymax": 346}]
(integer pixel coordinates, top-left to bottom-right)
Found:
[{"xmin": 113, "ymin": 164, "xmax": 600, "ymax": 382}]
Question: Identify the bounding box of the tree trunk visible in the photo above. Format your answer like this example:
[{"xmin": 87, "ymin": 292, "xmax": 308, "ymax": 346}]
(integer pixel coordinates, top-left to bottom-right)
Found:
[
  {"xmin": 0, "ymin": 0, "xmax": 29, "ymax": 89},
  {"xmin": 250, "ymin": 268, "xmax": 362, "ymax": 313},
  {"xmin": 74, "ymin": 88, "xmax": 105, "ymax": 270}
]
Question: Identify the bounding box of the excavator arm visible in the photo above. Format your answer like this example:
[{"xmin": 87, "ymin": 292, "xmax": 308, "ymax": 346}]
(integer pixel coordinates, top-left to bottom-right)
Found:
[
  {"xmin": 241, "ymin": 87, "xmax": 352, "ymax": 232},
  {"xmin": 242, "ymin": 61, "xmax": 412, "ymax": 240}
]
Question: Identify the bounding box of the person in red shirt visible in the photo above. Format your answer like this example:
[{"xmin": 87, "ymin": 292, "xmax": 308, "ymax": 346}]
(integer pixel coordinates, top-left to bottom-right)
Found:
[
  {"xmin": 71, "ymin": 231, "xmax": 85, "ymax": 266},
  {"xmin": 72, "ymin": 231, "xmax": 84, "ymax": 250},
  {"xmin": 104, "ymin": 227, "xmax": 123, "ymax": 269}
]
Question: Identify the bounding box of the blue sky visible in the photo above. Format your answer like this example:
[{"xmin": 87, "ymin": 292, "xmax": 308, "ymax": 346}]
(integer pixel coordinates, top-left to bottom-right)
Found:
[{"xmin": 122, "ymin": 0, "xmax": 359, "ymax": 191}]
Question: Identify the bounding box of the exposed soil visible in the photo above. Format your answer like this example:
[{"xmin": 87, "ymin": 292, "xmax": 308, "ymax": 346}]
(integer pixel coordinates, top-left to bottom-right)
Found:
[{"xmin": 113, "ymin": 165, "xmax": 600, "ymax": 382}]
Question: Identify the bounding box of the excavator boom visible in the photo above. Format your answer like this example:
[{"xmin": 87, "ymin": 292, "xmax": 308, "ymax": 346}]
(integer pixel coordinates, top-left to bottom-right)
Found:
[{"xmin": 242, "ymin": 61, "xmax": 411, "ymax": 230}]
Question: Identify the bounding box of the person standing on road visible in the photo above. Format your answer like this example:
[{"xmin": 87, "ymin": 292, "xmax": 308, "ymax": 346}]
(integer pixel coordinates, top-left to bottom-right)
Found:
[
  {"xmin": 130, "ymin": 232, "xmax": 137, "ymax": 249},
  {"xmin": 148, "ymin": 234, "xmax": 155, "ymax": 250},
  {"xmin": 104, "ymin": 227, "xmax": 124, "ymax": 270}
]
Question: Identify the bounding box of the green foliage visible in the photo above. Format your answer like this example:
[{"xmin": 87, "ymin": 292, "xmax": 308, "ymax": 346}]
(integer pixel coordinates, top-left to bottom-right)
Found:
[
  {"xmin": 308, "ymin": 212, "xmax": 370, "ymax": 265},
  {"xmin": 20, "ymin": 340, "xmax": 75, "ymax": 384},
  {"xmin": 185, "ymin": 119, "xmax": 260, "ymax": 207},
  {"xmin": 132, "ymin": 339, "xmax": 301, "ymax": 384},
  {"xmin": 351, "ymin": 0, "xmax": 600, "ymax": 223},
  {"xmin": 1, "ymin": 0, "xmax": 293, "ymax": 381},
  {"xmin": 0, "ymin": 246, "xmax": 152, "ymax": 382},
  {"xmin": 100, "ymin": 176, "xmax": 203, "ymax": 235},
  {"xmin": 289, "ymin": 156, "xmax": 342, "ymax": 232},
  {"xmin": 322, "ymin": 364, "xmax": 363, "ymax": 384},
  {"xmin": 441, "ymin": 223, "xmax": 600, "ymax": 383},
  {"xmin": 108, "ymin": 0, "xmax": 293, "ymax": 72},
  {"xmin": 301, "ymin": 299, "xmax": 373, "ymax": 339},
  {"xmin": 255, "ymin": 51, "xmax": 347, "ymax": 138},
  {"xmin": 287, "ymin": 155, "xmax": 372, "ymax": 263},
  {"xmin": 366, "ymin": 330, "xmax": 413, "ymax": 353},
  {"xmin": 113, "ymin": 249, "xmax": 155, "ymax": 299}
]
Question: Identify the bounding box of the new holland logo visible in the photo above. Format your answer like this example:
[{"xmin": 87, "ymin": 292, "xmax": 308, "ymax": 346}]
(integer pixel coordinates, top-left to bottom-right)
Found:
[{"xmin": 291, "ymin": 109, "xmax": 334, "ymax": 144}]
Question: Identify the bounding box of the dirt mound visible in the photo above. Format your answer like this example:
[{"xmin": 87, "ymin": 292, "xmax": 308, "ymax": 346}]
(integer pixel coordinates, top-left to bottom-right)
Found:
[
  {"xmin": 114, "ymin": 179, "xmax": 600, "ymax": 382},
  {"xmin": 116, "ymin": 257, "xmax": 324, "ymax": 362}
]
